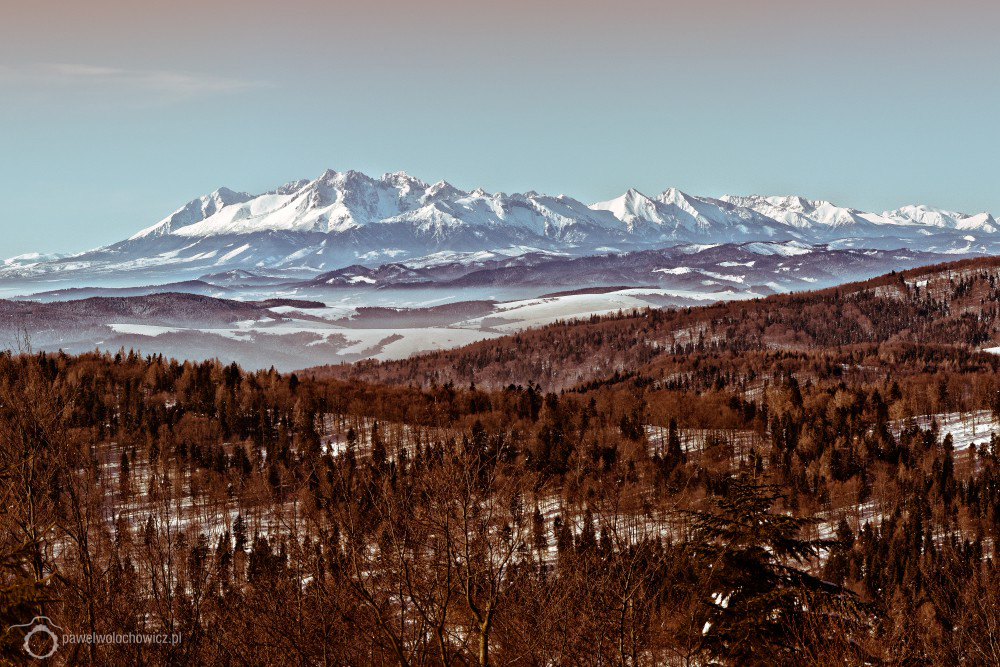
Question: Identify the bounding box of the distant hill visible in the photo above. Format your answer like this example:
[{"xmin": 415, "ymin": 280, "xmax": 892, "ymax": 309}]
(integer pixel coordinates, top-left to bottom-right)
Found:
[{"xmin": 318, "ymin": 256, "xmax": 1000, "ymax": 390}]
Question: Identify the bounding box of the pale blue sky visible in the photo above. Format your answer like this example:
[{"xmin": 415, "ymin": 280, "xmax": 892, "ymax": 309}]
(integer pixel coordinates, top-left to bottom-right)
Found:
[{"xmin": 2, "ymin": 0, "xmax": 999, "ymax": 256}]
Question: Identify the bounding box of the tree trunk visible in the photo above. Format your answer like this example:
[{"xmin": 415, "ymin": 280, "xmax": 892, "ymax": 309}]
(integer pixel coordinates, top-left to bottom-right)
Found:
[
  {"xmin": 478, "ymin": 624, "xmax": 489, "ymax": 667},
  {"xmin": 478, "ymin": 608, "xmax": 493, "ymax": 667}
]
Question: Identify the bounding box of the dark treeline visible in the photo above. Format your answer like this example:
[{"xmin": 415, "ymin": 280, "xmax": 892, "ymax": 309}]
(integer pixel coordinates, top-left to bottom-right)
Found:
[{"xmin": 3, "ymin": 340, "xmax": 1000, "ymax": 665}]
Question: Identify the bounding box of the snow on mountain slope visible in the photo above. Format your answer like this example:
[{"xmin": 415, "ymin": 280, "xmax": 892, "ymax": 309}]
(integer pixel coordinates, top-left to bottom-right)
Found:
[
  {"xmin": 130, "ymin": 187, "xmax": 255, "ymax": 239},
  {"xmin": 168, "ymin": 171, "xmax": 420, "ymax": 237},
  {"xmin": 884, "ymin": 205, "xmax": 998, "ymax": 232},
  {"xmin": 592, "ymin": 188, "xmax": 796, "ymax": 242},
  {"xmin": 719, "ymin": 194, "xmax": 894, "ymax": 233},
  {"xmin": 590, "ymin": 189, "xmax": 662, "ymax": 230},
  {"xmin": 140, "ymin": 170, "xmax": 626, "ymax": 242},
  {"xmin": 5, "ymin": 168, "xmax": 1000, "ymax": 286},
  {"xmin": 3, "ymin": 252, "xmax": 72, "ymax": 267},
  {"xmin": 741, "ymin": 241, "xmax": 813, "ymax": 256},
  {"xmin": 712, "ymin": 194, "xmax": 1000, "ymax": 253},
  {"xmin": 1, "ymin": 170, "xmax": 646, "ymax": 283}
]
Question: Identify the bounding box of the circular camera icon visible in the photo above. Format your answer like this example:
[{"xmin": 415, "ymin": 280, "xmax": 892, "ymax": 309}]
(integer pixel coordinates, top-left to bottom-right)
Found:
[{"xmin": 7, "ymin": 616, "xmax": 63, "ymax": 659}]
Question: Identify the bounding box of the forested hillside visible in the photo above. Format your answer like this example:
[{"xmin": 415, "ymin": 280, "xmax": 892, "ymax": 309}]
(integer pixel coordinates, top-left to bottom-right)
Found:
[
  {"xmin": 4, "ymin": 258, "xmax": 1000, "ymax": 664},
  {"xmin": 326, "ymin": 256, "xmax": 1000, "ymax": 391}
]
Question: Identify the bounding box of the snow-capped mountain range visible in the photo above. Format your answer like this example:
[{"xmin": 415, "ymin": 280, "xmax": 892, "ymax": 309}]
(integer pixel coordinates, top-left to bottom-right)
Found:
[{"xmin": 4, "ymin": 168, "xmax": 998, "ymax": 283}]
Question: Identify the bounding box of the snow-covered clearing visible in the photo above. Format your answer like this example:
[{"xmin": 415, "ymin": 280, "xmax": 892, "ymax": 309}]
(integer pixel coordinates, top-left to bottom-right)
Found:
[{"xmin": 895, "ymin": 410, "xmax": 998, "ymax": 451}]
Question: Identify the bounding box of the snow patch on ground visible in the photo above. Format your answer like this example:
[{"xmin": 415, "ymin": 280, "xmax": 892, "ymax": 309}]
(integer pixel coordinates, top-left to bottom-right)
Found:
[
  {"xmin": 896, "ymin": 410, "xmax": 998, "ymax": 451},
  {"xmin": 109, "ymin": 323, "xmax": 184, "ymax": 336}
]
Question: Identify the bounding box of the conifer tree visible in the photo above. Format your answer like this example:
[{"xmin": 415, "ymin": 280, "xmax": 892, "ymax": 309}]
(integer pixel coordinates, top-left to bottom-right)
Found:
[{"xmin": 687, "ymin": 475, "xmax": 863, "ymax": 666}]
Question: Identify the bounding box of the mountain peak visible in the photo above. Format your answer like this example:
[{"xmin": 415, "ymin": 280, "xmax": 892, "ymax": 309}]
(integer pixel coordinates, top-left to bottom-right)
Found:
[
  {"xmin": 52, "ymin": 170, "xmax": 1000, "ymax": 279},
  {"xmin": 127, "ymin": 186, "xmax": 252, "ymax": 240},
  {"xmin": 312, "ymin": 168, "xmax": 377, "ymax": 187},
  {"xmin": 657, "ymin": 187, "xmax": 694, "ymax": 204},
  {"xmin": 425, "ymin": 180, "xmax": 463, "ymax": 201},
  {"xmin": 380, "ymin": 171, "xmax": 427, "ymax": 188},
  {"xmin": 884, "ymin": 204, "xmax": 997, "ymax": 231},
  {"xmin": 339, "ymin": 169, "xmax": 373, "ymax": 183},
  {"xmin": 623, "ymin": 187, "xmax": 650, "ymax": 200},
  {"xmin": 765, "ymin": 195, "xmax": 821, "ymax": 210}
]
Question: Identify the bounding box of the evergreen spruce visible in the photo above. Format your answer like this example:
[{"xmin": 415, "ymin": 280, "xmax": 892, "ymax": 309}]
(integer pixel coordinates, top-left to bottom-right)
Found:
[{"xmin": 687, "ymin": 475, "xmax": 863, "ymax": 666}]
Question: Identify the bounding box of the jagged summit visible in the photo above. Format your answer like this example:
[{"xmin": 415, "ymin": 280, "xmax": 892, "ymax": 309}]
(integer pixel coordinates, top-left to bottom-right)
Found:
[
  {"xmin": 7, "ymin": 168, "xmax": 1000, "ymax": 281},
  {"xmin": 884, "ymin": 204, "xmax": 997, "ymax": 232},
  {"xmin": 129, "ymin": 187, "xmax": 254, "ymax": 240}
]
